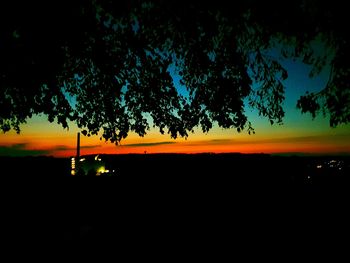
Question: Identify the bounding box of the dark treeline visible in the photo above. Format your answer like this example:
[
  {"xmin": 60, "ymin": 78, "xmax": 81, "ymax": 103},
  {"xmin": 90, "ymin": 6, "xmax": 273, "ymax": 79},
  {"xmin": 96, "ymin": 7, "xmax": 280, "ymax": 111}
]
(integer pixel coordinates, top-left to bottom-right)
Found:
[
  {"xmin": 1, "ymin": 153, "xmax": 349, "ymax": 191},
  {"xmin": 1, "ymin": 153, "xmax": 349, "ymax": 250}
]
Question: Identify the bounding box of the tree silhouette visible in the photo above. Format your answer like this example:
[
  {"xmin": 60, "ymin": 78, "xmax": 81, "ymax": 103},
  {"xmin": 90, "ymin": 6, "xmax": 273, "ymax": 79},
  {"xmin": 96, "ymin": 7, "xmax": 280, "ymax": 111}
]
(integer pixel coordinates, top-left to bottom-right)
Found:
[{"xmin": 1, "ymin": 0, "xmax": 349, "ymax": 143}]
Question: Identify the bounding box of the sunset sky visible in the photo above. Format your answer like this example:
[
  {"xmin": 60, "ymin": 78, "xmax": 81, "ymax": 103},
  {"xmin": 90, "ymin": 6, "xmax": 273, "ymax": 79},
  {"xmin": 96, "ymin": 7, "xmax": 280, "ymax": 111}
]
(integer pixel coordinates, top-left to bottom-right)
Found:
[{"xmin": 1, "ymin": 58, "xmax": 350, "ymax": 157}]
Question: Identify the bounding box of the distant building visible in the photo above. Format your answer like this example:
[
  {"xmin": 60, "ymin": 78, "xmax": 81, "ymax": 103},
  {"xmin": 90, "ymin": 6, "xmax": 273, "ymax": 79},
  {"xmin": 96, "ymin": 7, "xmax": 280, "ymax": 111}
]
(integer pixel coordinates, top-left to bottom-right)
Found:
[{"xmin": 70, "ymin": 133, "xmax": 115, "ymax": 176}]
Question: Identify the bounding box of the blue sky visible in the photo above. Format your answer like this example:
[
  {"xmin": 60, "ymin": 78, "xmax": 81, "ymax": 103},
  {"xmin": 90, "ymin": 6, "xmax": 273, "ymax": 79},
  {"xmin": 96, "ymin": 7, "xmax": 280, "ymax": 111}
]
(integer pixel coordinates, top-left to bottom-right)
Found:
[{"xmin": 1, "ymin": 52, "xmax": 350, "ymax": 157}]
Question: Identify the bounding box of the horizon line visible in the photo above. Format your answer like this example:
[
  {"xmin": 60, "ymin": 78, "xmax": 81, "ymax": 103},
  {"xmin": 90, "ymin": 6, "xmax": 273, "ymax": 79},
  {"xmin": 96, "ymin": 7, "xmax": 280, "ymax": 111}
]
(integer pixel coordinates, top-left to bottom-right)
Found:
[{"xmin": 1, "ymin": 151, "xmax": 350, "ymax": 158}]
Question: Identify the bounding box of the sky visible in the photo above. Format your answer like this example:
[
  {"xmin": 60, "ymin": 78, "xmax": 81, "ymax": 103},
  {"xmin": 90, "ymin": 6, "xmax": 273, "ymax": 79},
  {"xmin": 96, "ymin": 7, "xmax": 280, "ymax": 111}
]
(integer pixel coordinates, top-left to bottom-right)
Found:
[{"xmin": 1, "ymin": 58, "xmax": 350, "ymax": 157}]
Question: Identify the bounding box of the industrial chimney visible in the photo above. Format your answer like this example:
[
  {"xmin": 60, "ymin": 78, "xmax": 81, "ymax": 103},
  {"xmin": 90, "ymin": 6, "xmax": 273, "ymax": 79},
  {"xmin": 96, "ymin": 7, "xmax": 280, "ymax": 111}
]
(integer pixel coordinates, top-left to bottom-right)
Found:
[{"xmin": 76, "ymin": 132, "xmax": 80, "ymax": 159}]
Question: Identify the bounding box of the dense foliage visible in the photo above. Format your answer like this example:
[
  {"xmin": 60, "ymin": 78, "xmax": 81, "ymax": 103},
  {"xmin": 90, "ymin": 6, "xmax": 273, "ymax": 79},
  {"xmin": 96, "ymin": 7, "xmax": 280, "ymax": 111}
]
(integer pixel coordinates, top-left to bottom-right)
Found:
[{"xmin": 1, "ymin": 0, "xmax": 349, "ymax": 143}]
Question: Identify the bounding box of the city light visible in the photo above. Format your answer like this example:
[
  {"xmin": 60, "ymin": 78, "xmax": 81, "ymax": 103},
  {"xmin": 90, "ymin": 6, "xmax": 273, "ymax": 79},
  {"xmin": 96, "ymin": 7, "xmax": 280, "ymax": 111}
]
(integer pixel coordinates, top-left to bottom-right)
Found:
[
  {"xmin": 96, "ymin": 166, "xmax": 106, "ymax": 176},
  {"xmin": 71, "ymin": 157, "xmax": 76, "ymax": 176},
  {"xmin": 315, "ymin": 159, "xmax": 345, "ymax": 170}
]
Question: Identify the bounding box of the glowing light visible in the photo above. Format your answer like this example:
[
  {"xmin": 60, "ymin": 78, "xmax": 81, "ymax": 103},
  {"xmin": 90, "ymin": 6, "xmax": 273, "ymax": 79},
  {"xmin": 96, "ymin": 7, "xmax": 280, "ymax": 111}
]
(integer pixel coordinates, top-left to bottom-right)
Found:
[
  {"xmin": 316, "ymin": 165, "xmax": 322, "ymax": 169},
  {"xmin": 79, "ymin": 158, "xmax": 86, "ymax": 162},
  {"xmin": 95, "ymin": 155, "xmax": 102, "ymax": 161},
  {"xmin": 71, "ymin": 157, "xmax": 76, "ymax": 175},
  {"xmin": 96, "ymin": 166, "xmax": 106, "ymax": 175}
]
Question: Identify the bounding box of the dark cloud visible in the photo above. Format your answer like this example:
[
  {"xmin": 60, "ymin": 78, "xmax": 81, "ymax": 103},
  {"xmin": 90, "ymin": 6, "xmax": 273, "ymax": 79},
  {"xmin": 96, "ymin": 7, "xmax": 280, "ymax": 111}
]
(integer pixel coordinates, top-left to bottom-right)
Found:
[
  {"xmin": 122, "ymin": 141, "xmax": 176, "ymax": 147},
  {"xmin": 0, "ymin": 143, "xmax": 50, "ymax": 157},
  {"xmin": 52, "ymin": 145, "xmax": 101, "ymax": 151},
  {"xmin": 0, "ymin": 142, "xmax": 102, "ymax": 157},
  {"xmin": 207, "ymin": 134, "xmax": 350, "ymax": 145},
  {"xmin": 210, "ymin": 139, "xmax": 232, "ymax": 143},
  {"xmin": 81, "ymin": 145, "xmax": 102, "ymax": 149},
  {"xmin": 257, "ymin": 134, "xmax": 350, "ymax": 144},
  {"xmin": 53, "ymin": 145, "xmax": 71, "ymax": 151},
  {"xmin": 261, "ymin": 136, "xmax": 323, "ymax": 144}
]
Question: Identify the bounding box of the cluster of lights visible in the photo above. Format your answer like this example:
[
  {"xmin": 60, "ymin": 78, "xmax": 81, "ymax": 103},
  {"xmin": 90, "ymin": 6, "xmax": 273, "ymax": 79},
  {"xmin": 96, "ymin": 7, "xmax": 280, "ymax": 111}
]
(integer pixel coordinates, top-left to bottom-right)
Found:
[
  {"xmin": 96, "ymin": 166, "xmax": 110, "ymax": 176},
  {"xmin": 316, "ymin": 159, "xmax": 345, "ymax": 171},
  {"xmin": 71, "ymin": 157, "xmax": 76, "ymax": 176},
  {"xmin": 70, "ymin": 155, "xmax": 117, "ymax": 176}
]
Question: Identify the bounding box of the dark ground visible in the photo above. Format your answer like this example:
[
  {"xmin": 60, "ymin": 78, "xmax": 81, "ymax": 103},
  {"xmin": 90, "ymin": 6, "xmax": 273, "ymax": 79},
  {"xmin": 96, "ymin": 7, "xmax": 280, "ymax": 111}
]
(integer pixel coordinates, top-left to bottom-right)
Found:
[{"xmin": 1, "ymin": 153, "xmax": 349, "ymax": 255}]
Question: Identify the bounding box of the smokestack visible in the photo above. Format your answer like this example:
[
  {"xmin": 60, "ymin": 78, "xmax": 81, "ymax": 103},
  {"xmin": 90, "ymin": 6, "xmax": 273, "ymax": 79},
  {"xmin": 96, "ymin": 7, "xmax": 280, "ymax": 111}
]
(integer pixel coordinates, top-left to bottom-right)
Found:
[{"xmin": 76, "ymin": 132, "xmax": 80, "ymax": 158}]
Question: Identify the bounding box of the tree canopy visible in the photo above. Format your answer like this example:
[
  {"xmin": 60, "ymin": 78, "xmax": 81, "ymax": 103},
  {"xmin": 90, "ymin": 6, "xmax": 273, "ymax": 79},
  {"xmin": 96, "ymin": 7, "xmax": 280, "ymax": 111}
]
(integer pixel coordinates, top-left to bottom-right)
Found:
[{"xmin": 1, "ymin": 0, "xmax": 349, "ymax": 143}]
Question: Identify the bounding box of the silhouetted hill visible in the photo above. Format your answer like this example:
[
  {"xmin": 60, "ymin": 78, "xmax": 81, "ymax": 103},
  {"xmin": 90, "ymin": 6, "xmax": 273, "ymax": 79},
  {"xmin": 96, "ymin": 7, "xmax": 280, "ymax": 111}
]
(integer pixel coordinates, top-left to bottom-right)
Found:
[
  {"xmin": 0, "ymin": 155, "xmax": 70, "ymax": 178},
  {"xmin": 2, "ymin": 153, "xmax": 349, "ymax": 198},
  {"xmin": 1, "ymin": 153, "xmax": 349, "ymax": 252}
]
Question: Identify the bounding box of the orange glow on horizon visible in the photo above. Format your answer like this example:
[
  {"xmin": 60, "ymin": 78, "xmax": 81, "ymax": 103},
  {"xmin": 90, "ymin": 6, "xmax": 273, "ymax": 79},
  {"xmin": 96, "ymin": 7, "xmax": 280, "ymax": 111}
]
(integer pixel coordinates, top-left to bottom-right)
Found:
[
  {"xmin": 45, "ymin": 139, "xmax": 350, "ymax": 157},
  {"xmin": 1, "ymin": 115, "xmax": 349, "ymax": 157}
]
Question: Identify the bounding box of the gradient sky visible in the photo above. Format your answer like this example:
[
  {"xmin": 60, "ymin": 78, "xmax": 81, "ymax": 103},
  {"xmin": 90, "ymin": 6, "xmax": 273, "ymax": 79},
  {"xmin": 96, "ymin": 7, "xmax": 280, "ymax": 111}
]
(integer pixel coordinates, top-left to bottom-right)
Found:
[{"xmin": 1, "ymin": 58, "xmax": 350, "ymax": 157}]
